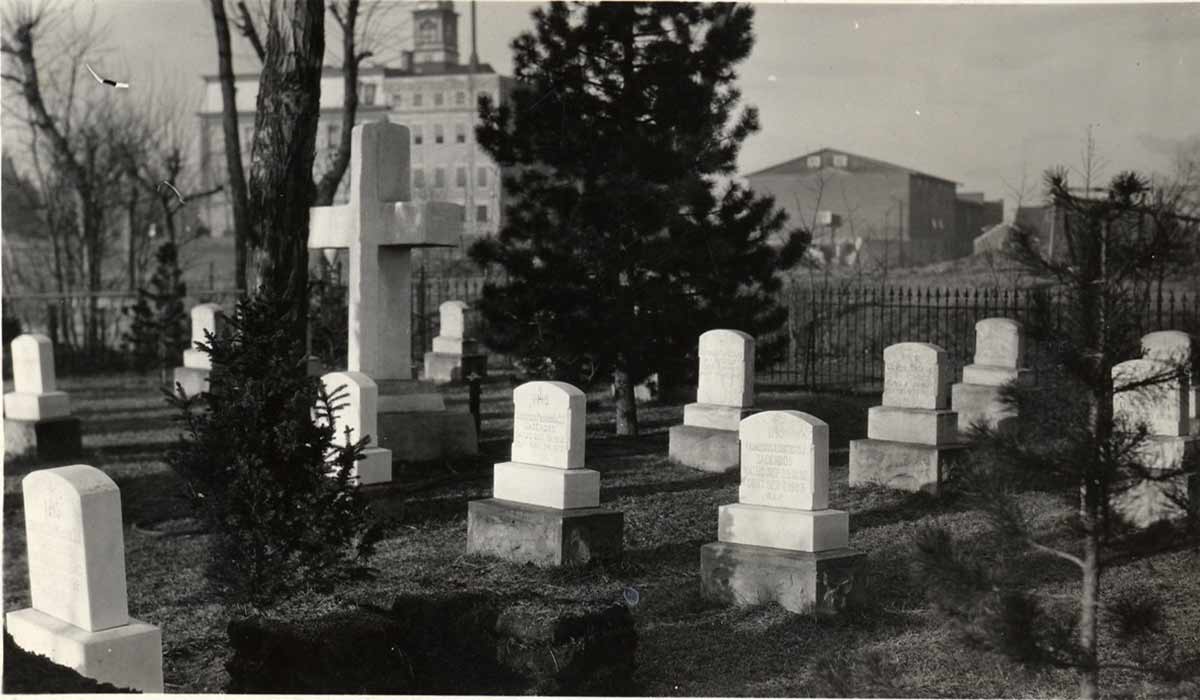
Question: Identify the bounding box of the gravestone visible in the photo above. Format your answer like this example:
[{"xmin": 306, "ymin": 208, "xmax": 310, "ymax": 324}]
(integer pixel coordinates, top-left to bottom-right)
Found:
[
  {"xmin": 4, "ymin": 334, "xmax": 82, "ymax": 460},
  {"xmin": 951, "ymin": 318, "xmax": 1033, "ymax": 435},
  {"xmin": 173, "ymin": 302, "xmax": 225, "ymax": 396},
  {"xmin": 850, "ymin": 342, "xmax": 967, "ymax": 494},
  {"xmin": 1141, "ymin": 330, "xmax": 1198, "ymax": 434},
  {"xmin": 320, "ymin": 371, "xmax": 392, "ymax": 484},
  {"xmin": 701, "ymin": 412, "xmax": 862, "ymax": 613},
  {"xmin": 423, "ymin": 300, "xmax": 488, "ymax": 384},
  {"xmin": 468, "ymin": 381, "xmax": 623, "ymax": 566},
  {"xmin": 6, "ymin": 465, "xmax": 163, "ymax": 692},
  {"xmin": 669, "ymin": 329, "xmax": 756, "ymax": 472},
  {"xmin": 308, "ymin": 121, "xmax": 476, "ymax": 461},
  {"xmin": 1112, "ymin": 358, "xmax": 1199, "ymax": 526}
]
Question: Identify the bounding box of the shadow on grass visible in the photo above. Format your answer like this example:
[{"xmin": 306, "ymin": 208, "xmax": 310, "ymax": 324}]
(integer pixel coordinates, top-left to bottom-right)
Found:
[
  {"xmin": 588, "ymin": 433, "xmax": 670, "ymax": 460},
  {"xmin": 602, "ymin": 471, "xmax": 738, "ymax": 502},
  {"xmin": 82, "ymin": 415, "xmax": 175, "ymax": 435}
]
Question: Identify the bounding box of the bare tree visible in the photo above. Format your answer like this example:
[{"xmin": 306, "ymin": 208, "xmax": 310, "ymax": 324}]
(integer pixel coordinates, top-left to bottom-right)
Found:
[{"xmin": 208, "ymin": 0, "xmax": 253, "ymax": 292}]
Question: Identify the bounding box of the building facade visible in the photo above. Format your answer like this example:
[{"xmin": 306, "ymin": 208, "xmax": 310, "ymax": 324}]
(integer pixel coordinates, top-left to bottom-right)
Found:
[
  {"xmin": 196, "ymin": 1, "xmax": 513, "ymax": 256},
  {"xmin": 745, "ymin": 148, "xmax": 1002, "ymax": 267}
]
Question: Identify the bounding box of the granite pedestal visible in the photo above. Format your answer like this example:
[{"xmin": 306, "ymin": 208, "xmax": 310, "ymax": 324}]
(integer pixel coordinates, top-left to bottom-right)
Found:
[
  {"xmin": 467, "ymin": 498, "xmax": 623, "ymax": 566},
  {"xmin": 849, "ymin": 438, "xmax": 968, "ymax": 495},
  {"xmin": 5, "ymin": 416, "xmax": 83, "ymax": 461},
  {"xmin": 700, "ymin": 542, "xmax": 862, "ymax": 614}
]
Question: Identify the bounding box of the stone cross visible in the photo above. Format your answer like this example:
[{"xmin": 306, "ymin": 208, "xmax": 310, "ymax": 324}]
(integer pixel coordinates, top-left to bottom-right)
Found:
[
  {"xmin": 308, "ymin": 121, "xmax": 463, "ymax": 381},
  {"xmin": 4, "ymin": 334, "xmax": 70, "ymax": 420},
  {"xmin": 696, "ymin": 329, "xmax": 755, "ymax": 407},
  {"xmin": 23, "ymin": 465, "xmax": 129, "ymax": 631},
  {"xmin": 183, "ymin": 303, "xmax": 224, "ymax": 371}
]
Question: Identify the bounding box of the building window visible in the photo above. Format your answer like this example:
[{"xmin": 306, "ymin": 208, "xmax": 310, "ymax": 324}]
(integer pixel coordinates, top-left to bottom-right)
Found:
[
  {"xmin": 418, "ymin": 18, "xmax": 438, "ymax": 44},
  {"xmin": 434, "ymin": 92, "xmax": 444, "ymax": 107},
  {"xmin": 392, "ymin": 92, "xmax": 403, "ymax": 107},
  {"xmin": 455, "ymin": 123, "xmax": 466, "ymax": 143},
  {"xmin": 806, "ymin": 155, "xmax": 821, "ymax": 168},
  {"xmin": 456, "ymin": 91, "xmax": 466, "ymax": 106},
  {"xmin": 413, "ymin": 168, "xmax": 425, "ymax": 188},
  {"xmin": 456, "ymin": 166, "xmax": 467, "ymax": 187},
  {"xmin": 360, "ymin": 82, "xmax": 376, "ymax": 106},
  {"xmin": 434, "ymin": 167, "xmax": 445, "ymax": 188},
  {"xmin": 413, "ymin": 125, "xmax": 423, "ymax": 145},
  {"xmin": 476, "ymin": 205, "xmax": 489, "ymax": 222},
  {"xmin": 413, "ymin": 92, "xmax": 423, "ymax": 107},
  {"xmin": 434, "ymin": 124, "xmax": 444, "ymax": 144},
  {"xmin": 833, "ymin": 154, "xmax": 848, "ymax": 167},
  {"xmin": 477, "ymin": 167, "xmax": 488, "ymax": 187}
]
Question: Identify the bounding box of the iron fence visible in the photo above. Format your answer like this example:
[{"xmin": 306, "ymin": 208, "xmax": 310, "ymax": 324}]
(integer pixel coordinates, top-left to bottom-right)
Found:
[{"xmin": 760, "ymin": 284, "xmax": 1200, "ymax": 391}]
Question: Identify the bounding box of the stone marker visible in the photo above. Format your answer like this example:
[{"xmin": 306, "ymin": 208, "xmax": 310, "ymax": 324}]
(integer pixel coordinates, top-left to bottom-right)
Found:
[
  {"xmin": 173, "ymin": 302, "xmax": 225, "ymax": 396},
  {"xmin": 701, "ymin": 412, "xmax": 862, "ymax": 613},
  {"xmin": 468, "ymin": 381, "xmax": 623, "ymax": 566},
  {"xmin": 669, "ymin": 329, "xmax": 756, "ymax": 472},
  {"xmin": 6, "ymin": 465, "xmax": 163, "ymax": 692},
  {"xmin": 320, "ymin": 371, "xmax": 392, "ymax": 484},
  {"xmin": 1141, "ymin": 330, "xmax": 1198, "ymax": 433},
  {"xmin": 4, "ymin": 334, "xmax": 82, "ymax": 460},
  {"xmin": 1112, "ymin": 357, "xmax": 1199, "ymax": 526},
  {"xmin": 850, "ymin": 342, "xmax": 967, "ymax": 494},
  {"xmin": 424, "ymin": 300, "xmax": 488, "ymax": 384},
  {"xmin": 951, "ymin": 318, "xmax": 1033, "ymax": 435},
  {"xmin": 308, "ymin": 121, "xmax": 477, "ymax": 461}
]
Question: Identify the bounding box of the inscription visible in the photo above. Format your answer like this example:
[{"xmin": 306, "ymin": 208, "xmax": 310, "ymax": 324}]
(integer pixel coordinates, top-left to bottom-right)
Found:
[
  {"xmin": 740, "ymin": 441, "xmax": 813, "ymax": 502},
  {"xmin": 513, "ymin": 410, "xmax": 569, "ymax": 451}
]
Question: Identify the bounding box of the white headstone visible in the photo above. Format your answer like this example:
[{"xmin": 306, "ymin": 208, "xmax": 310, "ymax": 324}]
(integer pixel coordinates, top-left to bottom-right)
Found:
[
  {"xmin": 23, "ymin": 465, "xmax": 129, "ymax": 632},
  {"xmin": 321, "ymin": 371, "xmax": 379, "ymax": 447},
  {"xmin": 1113, "ymin": 359, "xmax": 1188, "ymax": 437},
  {"xmin": 308, "ymin": 122, "xmax": 463, "ymax": 381},
  {"xmin": 883, "ymin": 342, "xmax": 951, "ymax": 410},
  {"xmin": 11, "ymin": 334, "xmax": 56, "ymax": 394},
  {"xmin": 738, "ymin": 411, "xmax": 829, "ymax": 511},
  {"xmin": 1142, "ymin": 331, "xmax": 1193, "ymax": 369},
  {"xmin": 511, "ymin": 381, "xmax": 585, "ymax": 469},
  {"xmin": 974, "ymin": 318, "xmax": 1024, "ymax": 368},
  {"xmin": 183, "ymin": 303, "xmax": 224, "ymax": 370},
  {"xmin": 696, "ymin": 329, "xmax": 754, "ymax": 407},
  {"xmin": 439, "ymin": 300, "xmax": 468, "ymax": 340}
]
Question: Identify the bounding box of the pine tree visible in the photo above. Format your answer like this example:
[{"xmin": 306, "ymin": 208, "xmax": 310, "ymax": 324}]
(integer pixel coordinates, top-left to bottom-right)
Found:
[
  {"xmin": 470, "ymin": 2, "xmax": 807, "ymax": 435},
  {"xmin": 123, "ymin": 241, "xmax": 188, "ymax": 383},
  {"xmin": 914, "ymin": 169, "xmax": 1200, "ymax": 699}
]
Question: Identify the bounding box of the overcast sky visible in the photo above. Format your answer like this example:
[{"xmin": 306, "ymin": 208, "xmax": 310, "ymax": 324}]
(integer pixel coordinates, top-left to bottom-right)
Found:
[{"xmin": 16, "ymin": 1, "xmax": 1200, "ymax": 217}]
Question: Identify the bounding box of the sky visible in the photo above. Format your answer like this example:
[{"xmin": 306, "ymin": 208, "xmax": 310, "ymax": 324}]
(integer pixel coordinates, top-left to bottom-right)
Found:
[{"xmin": 9, "ymin": 1, "xmax": 1200, "ymax": 218}]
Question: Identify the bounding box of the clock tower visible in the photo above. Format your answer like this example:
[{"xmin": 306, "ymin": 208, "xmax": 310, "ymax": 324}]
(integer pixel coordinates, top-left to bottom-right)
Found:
[{"xmin": 412, "ymin": 1, "xmax": 460, "ymax": 66}]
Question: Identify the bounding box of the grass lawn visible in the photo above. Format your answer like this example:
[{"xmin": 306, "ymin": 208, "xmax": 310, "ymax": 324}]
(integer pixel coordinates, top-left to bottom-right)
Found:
[{"xmin": 4, "ymin": 372, "xmax": 1199, "ymax": 696}]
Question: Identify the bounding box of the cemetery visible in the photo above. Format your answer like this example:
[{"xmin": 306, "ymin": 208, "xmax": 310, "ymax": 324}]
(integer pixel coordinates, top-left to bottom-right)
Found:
[{"xmin": 2, "ymin": 4, "xmax": 1198, "ymax": 697}]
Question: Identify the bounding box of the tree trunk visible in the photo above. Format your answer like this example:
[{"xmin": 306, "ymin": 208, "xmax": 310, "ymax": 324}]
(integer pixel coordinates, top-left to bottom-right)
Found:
[
  {"xmin": 313, "ymin": 0, "xmax": 360, "ymax": 206},
  {"xmin": 209, "ymin": 0, "xmax": 253, "ymax": 293},
  {"xmin": 613, "ymin": 364, "xmax": 639, "ymax": 436},
  {"xmin": 247, "ymin": 0, "xmax": 324, "ymax": 337}
]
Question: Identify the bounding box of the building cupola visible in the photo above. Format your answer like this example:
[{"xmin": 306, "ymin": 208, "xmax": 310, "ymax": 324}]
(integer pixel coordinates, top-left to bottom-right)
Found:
[{"xmin": 412, "ymin": 0, "xmax": 460, "ymax": 66}]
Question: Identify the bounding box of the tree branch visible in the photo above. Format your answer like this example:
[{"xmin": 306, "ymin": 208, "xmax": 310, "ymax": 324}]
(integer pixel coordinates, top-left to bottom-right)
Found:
[
  {"xmin": 1029, "ymin": 538, "xmax": 1085, "ymax": 570},
  {"xmin": 235, "ymin": 0, "xmax": 265, "ymax": 63}
]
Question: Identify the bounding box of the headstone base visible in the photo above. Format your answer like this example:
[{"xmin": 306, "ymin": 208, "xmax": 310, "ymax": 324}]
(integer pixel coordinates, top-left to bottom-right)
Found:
[
  {"xmin": 378, "ymin": 409, "xmax": 478, "ymax": 462},
  {"xmin": 423, "ymin": 351, "xmax": 488, "ymax": 384},
  {"xmin": 848, "ymin": 438, "xmax": 969, "ymax": 495},
  {"xmin": 682, "ymin": 402, "xmax": 755, "ymax": 431},
  {"xmin": 172, "ymin": 366, "xmax": 211, "ymax": 397},
  {"xmin": 668, "ymin": 424, "xmax": 740, "ymax": 473},
  {"xmin": 952, "ymin": 382, "xmax": 1018, "ymax": 435},
  {"xmin": 867, "ymin": 405, "xmax": 959, "ymax": 444},
  {"xmin": 3, "ymin": 391, "xmax": 70, "ymax": 421},
  {"xmin": 354, "ymin": 447, "xmax": 393, "ymax": 485},
  {"xmin": 4, "ymin": 416, "xmax": 82, "ymax": 461},
  {"xmin": 717, "ymin": 503, "xmax": 848, "ymax": 551},
  {"xmin": 700, "ymin": 542, "xmax": 862, "ymax": 614},
  {"xmin": 467, "ymin": 498, "xmax": 623, "ymax": 566},
  {"xmin": 1114, "ymin": 435, "xmax": 1199, "ymax": 527},
  {"xmin": 493, "ymin": 462, "xmax": 600, "ymax": 509},
  {"xmin": 961, "ymin": 364, "xmax": 1034, "ymax": 386},
  {"xmin": 6, "ymin": 608, "xmax": 163, "ymax": 693}
]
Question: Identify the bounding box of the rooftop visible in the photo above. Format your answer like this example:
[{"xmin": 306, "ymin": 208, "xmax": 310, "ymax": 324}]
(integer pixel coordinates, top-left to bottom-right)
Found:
[{"xmin": 745, "ymin": 147, "xmax": 958, "ymax": 185}]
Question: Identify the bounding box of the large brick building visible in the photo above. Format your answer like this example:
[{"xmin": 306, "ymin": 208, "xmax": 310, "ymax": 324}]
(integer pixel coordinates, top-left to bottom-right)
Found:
[
  {"xmin": 196, "ymin": 1, "xmax": 513, "ymax": 255},
  {"xmin": 745, "ymin": 148, "xmax": 1002, "ymax": 267}
]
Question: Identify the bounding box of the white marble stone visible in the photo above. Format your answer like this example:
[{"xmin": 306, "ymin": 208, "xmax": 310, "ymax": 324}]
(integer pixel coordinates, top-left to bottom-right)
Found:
[
  {"xmin": 4, "ymin": 390, "xmax": 70, "ymax": 421},
  {"xmin": 717, "ymin": 503, "xmax": 848, "ymax": 552},
  {"xmin": 510, "ymin": 381, "xmax": 585, "ymax": 469},
  {"xmin": 683, "ymin": 403, "xmax": 754, "ymax": 431},
  {"xmin": 432, "ymin": 336, "xmax": 477, "ymax": 355},
  {"xmin": 321, "ymin": 371, "xmax": 380, "ymax": 448},
  {"xmin": 6, "ymin": 608, "xmax": 162, "ymax": 693},
  {"xmin": 696, "ymin": 329, "xmax": 755, "ymax": 407},
  {"xmin": 493, "ymin": 462, "xmax": 600, "ymax": 509},
  {"xmin": 867, "ymin": 405, "xmax": 958, "ymax": 445},
  {"xmin": 1142, "ymin": 330, "xmax": 1193, "ymax": 368},
  {"xmin": 23, "ymin": 465, "xmax": 129, "ymax": 632},
  {"xmin": 1113, "ymin": 359, "xmax": 1188, "ymax": 437},
  {"xmin": 973, "ymin": 318, "xmax": 1024, "ymax": 368},
  {"xmin": 961, "ymin": 364, "xmax": 1034, "ymax": 387},
  {"xmin": 12, "ymin": 334, "xmax": 56, "ymax": 394},
  {"xmin": 354, "ymin": 447, "xmax": 393, "ymax": 485},
  {"xmin": 439, "ymin": 300, "xmax": 468, "ymax": 340},
  {"xmin": 882, "ymin": 342, "xmax": 951, "ymax": 410},
  {"xmin": 182, "ymin": 304, "xmax": 223, "ymax": 370},
  {"xmin": 308, "ymin": 122, "xmax": 463, "ymax": 382},
  {"xmin": 738, "ymin": 411, "xmax": 829, "ymax": 511}
]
